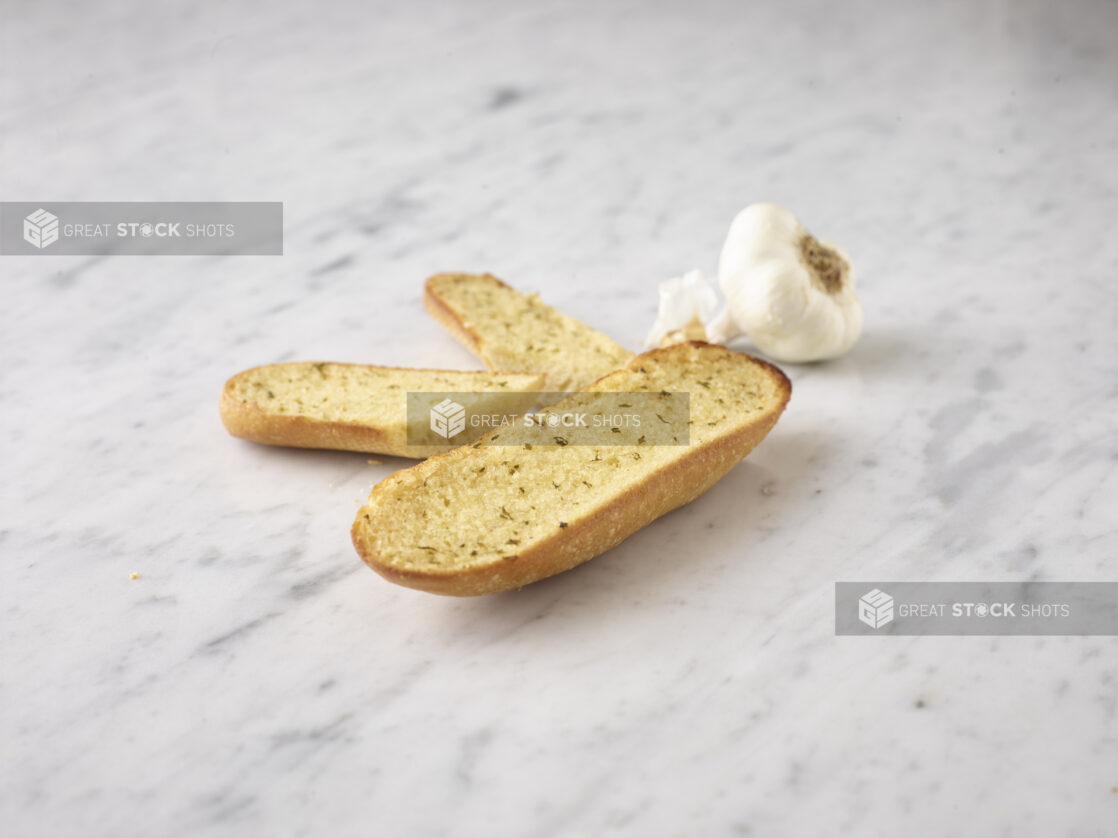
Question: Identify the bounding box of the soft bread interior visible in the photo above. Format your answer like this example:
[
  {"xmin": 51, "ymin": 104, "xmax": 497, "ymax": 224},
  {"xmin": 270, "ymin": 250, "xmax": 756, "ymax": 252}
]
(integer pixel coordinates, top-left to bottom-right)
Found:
[{"xmin": 425, "ymin": 273, "xmax": 634, "ymax": 393}]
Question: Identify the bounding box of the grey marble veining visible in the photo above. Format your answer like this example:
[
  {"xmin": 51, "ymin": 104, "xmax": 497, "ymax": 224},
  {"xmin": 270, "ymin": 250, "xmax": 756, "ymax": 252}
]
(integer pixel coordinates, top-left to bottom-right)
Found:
[{"xmin": 2, "ymin": 0, "xmax": 1116, "ymax": 835}]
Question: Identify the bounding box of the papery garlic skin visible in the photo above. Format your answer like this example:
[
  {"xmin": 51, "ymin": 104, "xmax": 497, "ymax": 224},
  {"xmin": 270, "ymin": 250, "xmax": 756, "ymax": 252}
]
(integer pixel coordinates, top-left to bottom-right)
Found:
[
  {"xmin": 712, "ymin": 203, "xmax": 862, "ymax": 362},
  {"xmin": 658, "ymin": 314, "xmax": 708, "ymax": 347},
  {"xmin": 644, "ymin": 269, "xmax": 718, "ymax": 348}
]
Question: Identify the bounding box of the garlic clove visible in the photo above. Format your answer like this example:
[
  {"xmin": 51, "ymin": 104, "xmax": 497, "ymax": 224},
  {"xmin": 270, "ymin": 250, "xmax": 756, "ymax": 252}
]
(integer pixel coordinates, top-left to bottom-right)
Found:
[
  {"xmin": 644, "ymin": 269, "xmax": 719, "ymax": 348},
  {"xmin": 718, "ymin": 203, "xmax": 804, "ymax": 291},
  {"xmin": 734, "ymin": 256, "xmax": 861, "ymax": 362}
]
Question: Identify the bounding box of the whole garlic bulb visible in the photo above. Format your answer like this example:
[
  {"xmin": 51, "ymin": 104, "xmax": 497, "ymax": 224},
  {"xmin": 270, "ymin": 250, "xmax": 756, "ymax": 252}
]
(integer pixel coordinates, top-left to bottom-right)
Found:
[{"xmin": 706, "ymin": 203, "xmax": 862, "ymax": 362}]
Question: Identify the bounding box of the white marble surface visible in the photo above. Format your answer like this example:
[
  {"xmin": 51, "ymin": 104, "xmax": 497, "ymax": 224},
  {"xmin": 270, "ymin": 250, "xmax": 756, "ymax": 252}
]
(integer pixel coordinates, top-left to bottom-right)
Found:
[{"xmin": 3, "ymin": 0, "xmax": 1117, "ymax": 835}]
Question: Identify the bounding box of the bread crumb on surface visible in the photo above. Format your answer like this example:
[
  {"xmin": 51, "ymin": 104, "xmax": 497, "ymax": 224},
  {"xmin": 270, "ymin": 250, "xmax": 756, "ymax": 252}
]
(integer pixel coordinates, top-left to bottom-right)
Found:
[{"xmin": 129, "ymin": 572, "xmax": 140, "ymax": 580}]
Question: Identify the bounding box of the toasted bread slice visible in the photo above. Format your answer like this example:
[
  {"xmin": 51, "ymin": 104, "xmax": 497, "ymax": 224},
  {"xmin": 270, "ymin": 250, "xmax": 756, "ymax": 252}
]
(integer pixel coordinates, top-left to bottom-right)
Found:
[
  {"xmin": 352, "ymin": 343, "xmax": 790, "ymax": 595},
  {"xmin": 220, "ymin": 362, "xmax": 545, "ymax": 458},
  {"xmin": 423, "ymin": 273, "xmax": 634, "ymax": 393}
]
